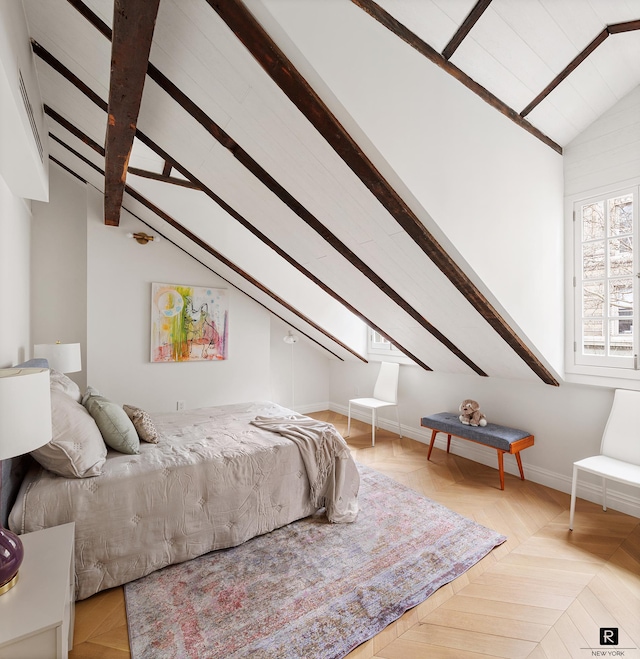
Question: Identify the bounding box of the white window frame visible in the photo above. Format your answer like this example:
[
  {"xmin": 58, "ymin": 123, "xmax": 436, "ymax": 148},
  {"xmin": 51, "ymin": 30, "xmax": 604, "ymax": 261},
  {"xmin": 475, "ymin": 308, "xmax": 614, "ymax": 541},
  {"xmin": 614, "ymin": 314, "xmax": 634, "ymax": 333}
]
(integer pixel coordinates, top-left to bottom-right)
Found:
[
  {"xmin": 571, "ymin": 185, "xmax": 639, "ymax": 373},
  {"xmin": 367, "ymin": 328, "xmax": 403, "ymax": 356}
]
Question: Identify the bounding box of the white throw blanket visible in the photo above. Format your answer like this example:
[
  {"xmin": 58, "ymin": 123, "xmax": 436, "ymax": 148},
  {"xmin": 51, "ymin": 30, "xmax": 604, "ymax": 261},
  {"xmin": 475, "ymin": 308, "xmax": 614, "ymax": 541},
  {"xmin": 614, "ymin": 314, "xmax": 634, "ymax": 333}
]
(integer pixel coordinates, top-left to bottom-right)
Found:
[{"xmin": 251, "ymin": 414, "xmax": 359, "ymax": 523}]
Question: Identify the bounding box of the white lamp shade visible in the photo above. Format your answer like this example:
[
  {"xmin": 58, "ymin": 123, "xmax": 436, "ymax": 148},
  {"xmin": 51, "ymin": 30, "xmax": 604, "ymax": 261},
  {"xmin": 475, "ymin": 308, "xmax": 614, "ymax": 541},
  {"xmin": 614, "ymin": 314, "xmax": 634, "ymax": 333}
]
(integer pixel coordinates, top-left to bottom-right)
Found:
[
  {"xmin": 0, "ymin": 368, "xmax": 52, "ymax": 460},
  {"xmin": 34, "ymin": 342, "xmax": 82, "ymax": 373}
]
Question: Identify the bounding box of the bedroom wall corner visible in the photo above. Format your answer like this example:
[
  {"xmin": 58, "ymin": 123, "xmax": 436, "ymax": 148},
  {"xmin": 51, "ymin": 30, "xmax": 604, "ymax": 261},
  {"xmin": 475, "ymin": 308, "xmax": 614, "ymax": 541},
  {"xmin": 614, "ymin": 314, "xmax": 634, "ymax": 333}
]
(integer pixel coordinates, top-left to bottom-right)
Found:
[
  {"xmin": 269, "ymin": 316, "xmax": 331, "ymax": 413},
  {"xmin": 30, "ymin": 164, "xmax": 88, "ymax": 390},
  {"xmin": 0, "ymin": 172, "xmax": 32, "ymax": 367},
  {"xmin": 85, "ymin": 186, "xmax": 272, "ymax": 412}
]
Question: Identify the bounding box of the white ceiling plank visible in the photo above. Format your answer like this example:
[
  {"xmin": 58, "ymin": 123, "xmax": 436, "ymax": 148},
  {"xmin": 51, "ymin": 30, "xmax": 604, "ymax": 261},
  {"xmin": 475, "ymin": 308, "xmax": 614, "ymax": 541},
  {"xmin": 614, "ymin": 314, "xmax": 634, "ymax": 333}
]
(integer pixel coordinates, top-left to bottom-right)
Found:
[
  {"xmin": 450, "ymin": 37, "xmax": 537, "ymax": 110},
  {"xmin": 23, "ymin": 0, "xmax": 111, "ymax": 99}
]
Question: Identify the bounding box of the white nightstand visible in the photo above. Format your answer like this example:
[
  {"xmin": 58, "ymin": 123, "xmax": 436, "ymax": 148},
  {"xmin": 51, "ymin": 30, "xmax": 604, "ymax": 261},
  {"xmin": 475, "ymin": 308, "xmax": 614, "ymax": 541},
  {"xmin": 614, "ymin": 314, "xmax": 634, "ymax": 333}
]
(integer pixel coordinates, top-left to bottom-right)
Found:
[{"xmin": 0, "ymin": 523, "xmax": 75, "ymax": 659}]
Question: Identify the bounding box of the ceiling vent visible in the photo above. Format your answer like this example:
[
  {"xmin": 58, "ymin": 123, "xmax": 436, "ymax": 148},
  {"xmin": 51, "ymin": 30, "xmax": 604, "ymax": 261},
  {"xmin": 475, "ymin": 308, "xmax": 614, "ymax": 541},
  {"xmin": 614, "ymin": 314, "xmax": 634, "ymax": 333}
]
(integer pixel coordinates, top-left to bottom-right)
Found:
[{"xmin": 18, "ymin": 68, "xmax": 43, "ymax": 163}]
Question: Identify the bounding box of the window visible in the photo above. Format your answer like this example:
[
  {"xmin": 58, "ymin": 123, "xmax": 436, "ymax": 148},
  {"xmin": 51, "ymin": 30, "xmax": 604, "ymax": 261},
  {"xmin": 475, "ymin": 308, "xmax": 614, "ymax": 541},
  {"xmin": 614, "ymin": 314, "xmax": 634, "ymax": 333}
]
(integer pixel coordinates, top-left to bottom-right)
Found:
[
  {"xmin": 367, "ymin": 329, "xmax": 403, "ymax": 356},
  {"xmin": 573, "ymin": 187, "xmax": 638, "ymax": 370}
]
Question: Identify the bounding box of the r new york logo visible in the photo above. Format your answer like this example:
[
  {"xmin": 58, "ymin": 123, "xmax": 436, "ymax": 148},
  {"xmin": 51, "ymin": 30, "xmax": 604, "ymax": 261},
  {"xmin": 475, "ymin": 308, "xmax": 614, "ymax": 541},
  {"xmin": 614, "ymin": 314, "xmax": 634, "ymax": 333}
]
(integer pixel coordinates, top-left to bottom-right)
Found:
[{"xmin": 584, "ymin": 628, "xmax": 636, "ymax": 657}]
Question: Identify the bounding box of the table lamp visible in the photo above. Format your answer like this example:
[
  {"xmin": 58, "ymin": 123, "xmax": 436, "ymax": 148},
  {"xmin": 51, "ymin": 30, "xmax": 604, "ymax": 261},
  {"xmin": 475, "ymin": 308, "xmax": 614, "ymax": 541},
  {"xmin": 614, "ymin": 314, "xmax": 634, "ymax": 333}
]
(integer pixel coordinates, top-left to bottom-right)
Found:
[
  {"xmin": 0, "ymin": 368, "xmax": 52, "ymax": 594},
  {"xmin": 33, "ymin": 342, "xmax": 81, "ymax": 373}
]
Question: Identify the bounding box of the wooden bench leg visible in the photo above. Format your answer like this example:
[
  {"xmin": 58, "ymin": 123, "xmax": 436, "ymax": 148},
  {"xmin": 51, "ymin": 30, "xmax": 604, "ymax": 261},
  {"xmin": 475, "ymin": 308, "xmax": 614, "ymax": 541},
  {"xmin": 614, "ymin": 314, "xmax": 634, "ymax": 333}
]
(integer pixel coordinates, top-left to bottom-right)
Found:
[
  {"xmin": 446, "ymin": 434, "xmax": 452, "ymax": 453},
  {"xmin": 497, "ymin": 450, "xmax": 505, "ymax": 490},
  {"xmin": 515, "ymin": 451, "xmax": 525, "ymax": 480},
  {"xmin": 427, "ymin": 429, "xmax": 437, "ymax": 461}
]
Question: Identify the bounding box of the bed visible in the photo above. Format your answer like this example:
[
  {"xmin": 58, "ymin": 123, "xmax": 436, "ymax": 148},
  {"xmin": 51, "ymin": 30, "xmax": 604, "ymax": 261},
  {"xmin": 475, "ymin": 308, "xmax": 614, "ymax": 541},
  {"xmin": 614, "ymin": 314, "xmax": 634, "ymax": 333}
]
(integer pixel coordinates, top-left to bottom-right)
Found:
[{"xmin": 5, "ymin": 366, "xmax": 359, "ymax": 601}]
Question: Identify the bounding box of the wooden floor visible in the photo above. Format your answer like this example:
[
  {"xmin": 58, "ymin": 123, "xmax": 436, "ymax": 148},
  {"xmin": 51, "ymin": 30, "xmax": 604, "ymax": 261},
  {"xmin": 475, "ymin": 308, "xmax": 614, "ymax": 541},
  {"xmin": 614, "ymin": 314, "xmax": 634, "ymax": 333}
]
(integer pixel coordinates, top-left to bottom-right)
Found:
[{"xmin": 69, "ymin": 411, "xmax": 640, "ymax": 659}]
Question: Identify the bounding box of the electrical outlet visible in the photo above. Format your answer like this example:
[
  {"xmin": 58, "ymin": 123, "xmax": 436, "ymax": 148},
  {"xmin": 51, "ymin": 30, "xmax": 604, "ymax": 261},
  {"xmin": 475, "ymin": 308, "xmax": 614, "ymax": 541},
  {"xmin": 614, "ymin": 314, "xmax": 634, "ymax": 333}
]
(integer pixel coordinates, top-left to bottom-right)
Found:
[{"xmin": 177, "ymin": 400, "xmax": 185, "ymax": 411}]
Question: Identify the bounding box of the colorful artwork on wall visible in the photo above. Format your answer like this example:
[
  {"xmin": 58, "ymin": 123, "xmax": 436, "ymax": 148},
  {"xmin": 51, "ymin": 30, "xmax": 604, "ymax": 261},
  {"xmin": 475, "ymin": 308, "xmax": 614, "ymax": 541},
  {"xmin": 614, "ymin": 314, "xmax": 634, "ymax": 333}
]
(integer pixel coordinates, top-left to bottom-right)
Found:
[{"xmin": 151, "ymin": 283, "xmax": 228, "ymax": 362}]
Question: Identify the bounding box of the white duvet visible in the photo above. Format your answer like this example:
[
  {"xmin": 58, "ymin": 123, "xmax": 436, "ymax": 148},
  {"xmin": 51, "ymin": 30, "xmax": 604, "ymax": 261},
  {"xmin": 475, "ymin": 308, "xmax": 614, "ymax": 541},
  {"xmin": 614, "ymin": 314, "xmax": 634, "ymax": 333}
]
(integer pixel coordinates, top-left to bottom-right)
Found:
[{"xmin": 10, "ymin": 402, "xmax": 359, "ymax": 600}]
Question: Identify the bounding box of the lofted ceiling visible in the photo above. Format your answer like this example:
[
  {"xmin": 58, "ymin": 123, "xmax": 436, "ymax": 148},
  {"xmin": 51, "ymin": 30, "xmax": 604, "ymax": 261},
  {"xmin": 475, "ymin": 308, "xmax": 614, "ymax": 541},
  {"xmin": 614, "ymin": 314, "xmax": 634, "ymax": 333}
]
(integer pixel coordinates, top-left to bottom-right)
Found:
[{"xmin": 21, "ymin": 0, "xmax": 640, "ymax": 385}]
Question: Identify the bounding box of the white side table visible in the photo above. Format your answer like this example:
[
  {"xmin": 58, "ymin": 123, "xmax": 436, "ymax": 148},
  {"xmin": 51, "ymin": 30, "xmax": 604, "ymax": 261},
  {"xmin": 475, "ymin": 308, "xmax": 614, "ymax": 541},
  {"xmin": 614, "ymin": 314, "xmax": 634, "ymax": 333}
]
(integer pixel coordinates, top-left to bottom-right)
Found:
[{"xmin": 0, "ymin": 522, "xmax": 75, "ymax": 659}]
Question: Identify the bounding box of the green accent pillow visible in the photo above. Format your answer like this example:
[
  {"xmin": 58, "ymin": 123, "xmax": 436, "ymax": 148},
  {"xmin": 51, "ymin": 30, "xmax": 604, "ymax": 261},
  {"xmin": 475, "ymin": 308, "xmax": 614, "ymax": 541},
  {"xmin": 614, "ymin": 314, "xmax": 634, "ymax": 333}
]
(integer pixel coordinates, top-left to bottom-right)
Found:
[{"xmin": 82, "ymin": 387, "xmax": 140, "ymax": 454}]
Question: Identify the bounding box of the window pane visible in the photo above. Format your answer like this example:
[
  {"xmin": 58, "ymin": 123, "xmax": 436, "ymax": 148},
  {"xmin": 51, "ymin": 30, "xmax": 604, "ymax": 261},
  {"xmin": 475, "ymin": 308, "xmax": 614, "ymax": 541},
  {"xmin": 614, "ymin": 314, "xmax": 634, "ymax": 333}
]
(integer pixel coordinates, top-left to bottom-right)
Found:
[
  {"xmin": 609, "ymin": 320, "xmax": 633, "ymax": 356},
  {"xmin": 582, "ymin": 202, "xmax": 605, "ymax": 241},
  {"xmin": 583, "ymin": 241, "xmax": 605, "ymax": 279},
  {"xmin": 609, "ymin": 278, "xmax": 633, "ymax": 316},
  {"xmin": 608, "ymin": 237, "xmax": 633, "ymax": 276},
  {"xmin": 583, "ymin": 320, "xmax": 605, "ymax": 355},
  {"xmin": 582, "ymin": 281, "xmax": 604, "ymax": 317},
  {"xmin": 608, "ymin": 195, "xmax": 633, "ymax": 235}
]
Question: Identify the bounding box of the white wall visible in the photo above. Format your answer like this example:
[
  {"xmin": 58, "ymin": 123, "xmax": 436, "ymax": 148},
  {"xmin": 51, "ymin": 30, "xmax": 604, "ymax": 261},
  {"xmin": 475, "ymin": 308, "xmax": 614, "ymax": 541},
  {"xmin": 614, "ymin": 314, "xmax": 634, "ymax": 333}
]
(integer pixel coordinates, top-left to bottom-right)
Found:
[
  {"xmin": 563, "ymin": 85, "xmax": 640, "ymax": 388},
  {"xmin": 564, "ymin": 85, "xmax": 640, "ymax": 198},
  {"xmin": 30, "ymin": 166, "xmax": 87, "ymax": 390},
  {"xmin": 253, "ymin": 0, "xmax": 565, "ymax": 376},
  {"xmin": 84, "ymin": 185, "xmax": 274, "ymax": 412},
  {"xmin": 269, "ymin": 316, "xmax": 330, "ymax": 413},
  {"xmin": 0, "ymin": 173, "xmax": 32, "ymax": 367},
  {"xmin": 330, "ymin": 360, "xmax": 640, "ymax": 517}
]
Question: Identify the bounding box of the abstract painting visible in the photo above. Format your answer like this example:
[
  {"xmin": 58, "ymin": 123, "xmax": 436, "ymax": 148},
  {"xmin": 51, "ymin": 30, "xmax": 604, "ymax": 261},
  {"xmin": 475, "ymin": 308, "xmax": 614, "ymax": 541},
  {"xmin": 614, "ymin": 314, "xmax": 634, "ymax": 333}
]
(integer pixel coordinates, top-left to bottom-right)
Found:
[{"xmin": 151, "ymin": 283, "xmax": 228, "ymax": 362}]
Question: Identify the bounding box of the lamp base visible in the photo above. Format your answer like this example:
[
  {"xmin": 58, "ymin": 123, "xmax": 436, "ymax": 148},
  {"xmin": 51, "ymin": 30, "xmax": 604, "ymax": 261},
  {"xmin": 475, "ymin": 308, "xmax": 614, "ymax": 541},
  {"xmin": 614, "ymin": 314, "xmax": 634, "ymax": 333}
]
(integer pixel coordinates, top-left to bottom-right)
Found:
[
  {"xmin": 0, "ymin": 525, "xmax": 23, "ymax": 596},
  {"xmin": 0, "ymin": 571, "xmax": 18, "ymax": 595}
]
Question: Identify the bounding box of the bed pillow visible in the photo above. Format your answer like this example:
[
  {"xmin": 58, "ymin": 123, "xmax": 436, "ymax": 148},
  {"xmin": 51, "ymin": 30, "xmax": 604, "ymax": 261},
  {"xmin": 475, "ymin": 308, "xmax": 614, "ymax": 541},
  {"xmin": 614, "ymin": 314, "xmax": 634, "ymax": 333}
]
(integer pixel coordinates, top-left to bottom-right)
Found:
[
  {"xmin": 31, "ymin": 389, "xmax": 107, "ymax": 478},
  {"xmin": 49, "ymin": 368, "xmax": 82, "ymax": 403},
  {"xmin": 83, "ymin": 387, "xmax": 140, "ymax": 454},
  {"xmin": 123, "ymin": 404, "xmax": 159, "ymax": 443}
]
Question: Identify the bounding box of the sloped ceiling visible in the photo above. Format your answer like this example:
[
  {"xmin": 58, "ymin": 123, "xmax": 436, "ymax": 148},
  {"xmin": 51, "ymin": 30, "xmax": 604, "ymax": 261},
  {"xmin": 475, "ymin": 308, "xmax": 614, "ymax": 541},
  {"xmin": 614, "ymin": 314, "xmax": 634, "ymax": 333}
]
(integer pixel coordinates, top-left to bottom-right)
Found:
[{"xmin": 21, "ymin": 0, "xmax": 640, "ymax": 385}]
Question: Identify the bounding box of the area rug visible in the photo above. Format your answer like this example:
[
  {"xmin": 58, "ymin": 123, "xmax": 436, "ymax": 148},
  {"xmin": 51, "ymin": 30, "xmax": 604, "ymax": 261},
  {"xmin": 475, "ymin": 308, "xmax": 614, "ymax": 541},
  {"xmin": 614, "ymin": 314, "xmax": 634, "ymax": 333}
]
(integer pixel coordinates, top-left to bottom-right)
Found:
[{"xmin": 125, "ymin": 464, "xmax": 506, "ymax": 659}]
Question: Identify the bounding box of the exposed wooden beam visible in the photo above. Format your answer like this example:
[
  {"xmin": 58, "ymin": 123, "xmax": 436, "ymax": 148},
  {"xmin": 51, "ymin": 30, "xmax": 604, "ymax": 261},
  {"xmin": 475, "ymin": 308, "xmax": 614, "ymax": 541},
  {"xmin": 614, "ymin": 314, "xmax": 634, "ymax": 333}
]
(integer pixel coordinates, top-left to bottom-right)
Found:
[
  {"xmin": 442, "ymin": 0, "xmax": 492, "ymax": 60},
  {"xmin": 132, "ymin": 132, "xmax": 433, "ymax": 372},
  {"xmin": 144, "ymin": 62, "xmax": 472, "ymax": 373},
  {"xmin": 161, "ymin": 160, "xmax": 172, "ymax": 177},
  {"xmin": 521, "ymin": 20, "xmax": 640, "ymax": 118},
  {"xmin": 49, "ymin": 155, "xmax": 87, "ymax": 184},
  {"xmin": 349, "ymin": 0, "xmax": 561, "ymax": 154},
  {"xmin": 104, "ymin": 0, "xmax": 160, "ymax": 226},
  {"xmin": 48, "ymin": 134, "xmax": 361, "ymax": 362},
  {"xmin": 44, "ymin": 104, "xmax": 105, "ymax": 156},
  {"xmin": 40, "ymin": 16, "xmax": 435, "ymax": 372},
  {"xmin": 127, "ymin": 167, "xmax": 201, "ymax": 190},
  {"xmin": 125, "ymin": 187, "xmax": 369, "ymax": 362},
  {"xmin": 47, "ymin": 153, "xmax": 345, "ymax": 362},
  {"xmin": 207, "ymin": 0, "xmax": 559, "ymax": 385},
  {"xmin": 32, "ymin": 40, "xmax": 108, "ymax": 112}
]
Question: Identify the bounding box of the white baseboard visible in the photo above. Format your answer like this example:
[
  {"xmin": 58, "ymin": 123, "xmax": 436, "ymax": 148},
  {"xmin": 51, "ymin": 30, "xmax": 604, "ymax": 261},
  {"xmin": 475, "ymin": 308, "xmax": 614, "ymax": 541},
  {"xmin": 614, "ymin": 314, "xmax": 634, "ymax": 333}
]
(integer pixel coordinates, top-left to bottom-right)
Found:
[{"xmin": 330, "ymin": 403, "xmax": 640, "ymax": 520}]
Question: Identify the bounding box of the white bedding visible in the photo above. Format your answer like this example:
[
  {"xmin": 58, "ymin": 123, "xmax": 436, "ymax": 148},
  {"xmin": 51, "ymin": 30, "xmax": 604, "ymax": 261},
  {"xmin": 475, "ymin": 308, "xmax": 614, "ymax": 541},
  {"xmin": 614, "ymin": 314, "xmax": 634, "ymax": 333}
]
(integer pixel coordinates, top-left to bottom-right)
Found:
[{"xmin": 9, "ymin": 401, "xmax": 359, "ymax": 600}]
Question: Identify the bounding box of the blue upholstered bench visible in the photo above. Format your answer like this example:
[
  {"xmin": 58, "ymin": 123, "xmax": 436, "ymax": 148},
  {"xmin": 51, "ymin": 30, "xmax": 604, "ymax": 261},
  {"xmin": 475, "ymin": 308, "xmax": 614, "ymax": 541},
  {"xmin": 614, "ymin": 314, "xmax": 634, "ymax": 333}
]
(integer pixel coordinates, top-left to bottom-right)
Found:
[{"xmin": 421, "ymin": 412, "xmax": 534, "ymax": 490}]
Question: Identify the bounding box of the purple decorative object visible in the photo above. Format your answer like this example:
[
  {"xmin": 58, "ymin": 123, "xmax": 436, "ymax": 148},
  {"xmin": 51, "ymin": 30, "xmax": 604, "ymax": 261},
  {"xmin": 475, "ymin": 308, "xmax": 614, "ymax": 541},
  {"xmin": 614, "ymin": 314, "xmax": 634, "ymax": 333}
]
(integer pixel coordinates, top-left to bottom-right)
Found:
[{"xmin": 0, "ymin": 526, "xmax": 24, "ymax": 589}]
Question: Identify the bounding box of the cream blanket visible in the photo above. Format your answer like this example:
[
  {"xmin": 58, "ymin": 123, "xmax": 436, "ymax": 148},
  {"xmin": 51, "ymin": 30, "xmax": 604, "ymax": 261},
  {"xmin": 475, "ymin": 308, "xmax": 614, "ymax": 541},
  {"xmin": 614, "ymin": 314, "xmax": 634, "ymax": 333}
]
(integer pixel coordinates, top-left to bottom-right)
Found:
[{"xmin": 251, "ymin": 414, "xmax": 360, "ymax": 523}]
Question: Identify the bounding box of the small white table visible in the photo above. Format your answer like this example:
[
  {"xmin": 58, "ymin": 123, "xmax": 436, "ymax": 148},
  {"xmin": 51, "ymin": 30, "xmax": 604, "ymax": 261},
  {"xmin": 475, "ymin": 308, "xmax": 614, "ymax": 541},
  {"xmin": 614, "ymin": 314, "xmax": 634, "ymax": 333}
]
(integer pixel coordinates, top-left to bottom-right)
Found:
[{"xmin": 0, "ymin": 523, "xmax": 75, "ymax": 659}]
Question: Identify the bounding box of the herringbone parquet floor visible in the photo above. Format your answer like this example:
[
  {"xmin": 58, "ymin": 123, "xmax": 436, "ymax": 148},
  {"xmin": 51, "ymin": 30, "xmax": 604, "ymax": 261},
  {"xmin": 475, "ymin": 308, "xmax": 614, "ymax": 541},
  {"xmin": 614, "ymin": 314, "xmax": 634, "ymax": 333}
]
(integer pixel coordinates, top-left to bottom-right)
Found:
[{"xmin": 69, "ymin": 411, "xmax": 640, "ymax": 659}]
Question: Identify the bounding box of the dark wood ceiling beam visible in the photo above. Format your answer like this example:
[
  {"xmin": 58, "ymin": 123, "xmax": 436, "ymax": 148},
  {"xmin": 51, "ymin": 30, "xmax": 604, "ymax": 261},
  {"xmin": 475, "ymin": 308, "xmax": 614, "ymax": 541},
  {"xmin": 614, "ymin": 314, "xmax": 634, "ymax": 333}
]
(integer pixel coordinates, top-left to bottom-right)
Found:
[
  {"xmin": 143, "ymin": 63, "xmax": 471, "ymax": 373},
  {"xmin": 47, "ymin": 135, "xmax": 358, "ymax": 362},
  {"xmin": 44, "ymin": 104, "xmax": 105, "ymax": 156},
  {"xmin": 46, "ymin": 9, "xmax": 436, "ymax": 372},
  {"xmin": 607, "ymin": 19, "xmax": 640, "ymax": 33},
  {"xmin": 104, "ymin": 0, "xmax": 160, "ymax": 226},
  {"xmin": 208, "ymin": 0, "xmax": 559, "ymax": 385},
  {"xmin": 521, "ymin": 20, "xmax": 640, "ymax": 118},
  {"xmin": 442, "ymin": 0, "xmax": 492, "ymax": 60},
  {"xmin": 49, "ymin": 155, "xmax": 87, "ymax": 184},
  {"xmin": 32, "ymin": 40, "xmax": 108, "ymax": 112},
  {"xmin": 161, "ymin": 160, "xmax": 172, "ymax": 177},
  {"xmin": 349, "ymin": 0, "xmax": 561, "ymax": 154},
  {"xmin": 127, "ymin": 167, "xmax": 201, "ymax": 189},
  {"xmin": 132, "ymin": 132, "xmax": 433, "ymax": 372},
  {"xmin": 124, "ymin": 187, "xmax": 369, "ymax": 362}
]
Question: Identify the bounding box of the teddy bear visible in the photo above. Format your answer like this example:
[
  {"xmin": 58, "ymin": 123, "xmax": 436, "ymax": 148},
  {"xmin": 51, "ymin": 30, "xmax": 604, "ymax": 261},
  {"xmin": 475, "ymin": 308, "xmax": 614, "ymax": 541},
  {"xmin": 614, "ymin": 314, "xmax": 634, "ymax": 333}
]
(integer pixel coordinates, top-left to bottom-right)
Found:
[{"xmin": 459, "ymin": 399, "xmax": 487, "ymax": 427}]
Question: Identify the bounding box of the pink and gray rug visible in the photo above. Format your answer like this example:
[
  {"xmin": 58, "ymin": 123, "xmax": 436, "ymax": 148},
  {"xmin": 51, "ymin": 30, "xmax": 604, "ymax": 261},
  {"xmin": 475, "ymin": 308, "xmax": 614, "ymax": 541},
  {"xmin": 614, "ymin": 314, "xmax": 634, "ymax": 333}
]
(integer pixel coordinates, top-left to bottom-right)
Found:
[{"xmin": 125, "ymin": 464, "xmax": 506, "ymax": 658}]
